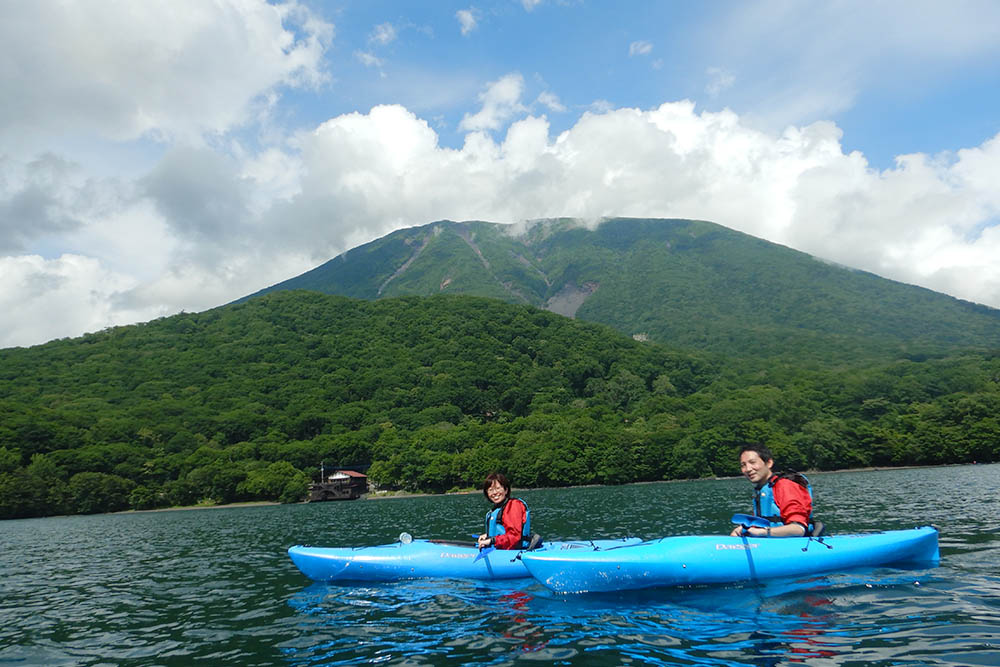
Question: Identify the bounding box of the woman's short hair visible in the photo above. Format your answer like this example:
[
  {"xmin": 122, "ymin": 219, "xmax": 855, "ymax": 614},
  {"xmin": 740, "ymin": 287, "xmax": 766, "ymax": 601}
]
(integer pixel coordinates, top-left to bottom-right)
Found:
[{"xmin": 482, "ymin": 472, "xmax": 511, "ymax": 498}]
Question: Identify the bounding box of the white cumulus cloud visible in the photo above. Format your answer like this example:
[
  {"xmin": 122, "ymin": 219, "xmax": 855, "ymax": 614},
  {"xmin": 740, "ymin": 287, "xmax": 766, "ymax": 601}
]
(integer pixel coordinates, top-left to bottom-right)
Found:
[
  {"xmin": 456, "ymin": 9, "xmax": 478, "ymax": 36},
  {"xmin": 705, "ymin": 67, "xmax": 735, "ymax": 97},
  {"xmin": 355, "ymin": 51, "xmax": 384, "ymax": 69},
  {"xmin": 459, "ymin": 73, "xmax": 528, "ymax": 132},
  {"xmin": 536, "ymin": 91, "xmax": 566, "ymax": 113},
  {"xmin": 629, "ymin": 41, "xmax": 653, "ymax": 57},
  {"xmin": 0, "ymin": 254, "xmax": 147, "ymax": 346},
  {"xmin": 370, "ymin": 22, "xmax": 397, "ymax": 45},
  {"xmin": 0, "ymin": 0, "xmax": 332, "ymax": 148}
]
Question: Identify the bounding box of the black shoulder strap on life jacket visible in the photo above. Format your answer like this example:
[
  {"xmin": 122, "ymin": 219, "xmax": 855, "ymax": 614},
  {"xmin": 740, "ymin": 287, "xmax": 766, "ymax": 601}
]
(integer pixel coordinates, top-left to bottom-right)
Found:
[
  {"xmin": 496, "ymin": 498, "xmax": 511, "ymax": 526},
  {"xmin": 770, "ymin": 470, "xmax": 809, "ymax": 489}
]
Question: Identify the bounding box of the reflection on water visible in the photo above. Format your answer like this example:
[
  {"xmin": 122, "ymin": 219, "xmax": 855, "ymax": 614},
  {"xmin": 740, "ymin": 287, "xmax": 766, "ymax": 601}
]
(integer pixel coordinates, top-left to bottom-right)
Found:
[
  {"xmin": 1, "ymin": 464, "xmax": 999, "ymax": 666},
  {"xmin": 283, "ymin": 569, "xmax": 955, "ymax": 665}
]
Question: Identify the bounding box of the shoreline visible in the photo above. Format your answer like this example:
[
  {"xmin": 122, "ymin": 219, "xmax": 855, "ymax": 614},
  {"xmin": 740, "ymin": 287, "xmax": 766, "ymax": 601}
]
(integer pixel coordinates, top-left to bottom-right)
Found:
[
  {"xmin": 116, "ymin": 461, "xmax": 984, "ymax": 514},
  {"xmin": 117, "ymin": 500, "xmax": 282, "ymax": 515}
]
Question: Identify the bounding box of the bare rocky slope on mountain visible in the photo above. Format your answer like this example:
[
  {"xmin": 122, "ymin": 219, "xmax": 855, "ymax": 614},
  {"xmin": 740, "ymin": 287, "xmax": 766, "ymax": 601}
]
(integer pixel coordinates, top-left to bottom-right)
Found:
[{"xmin": 243, "ymin": 217, "xmax": 1000, "ymax": 365}]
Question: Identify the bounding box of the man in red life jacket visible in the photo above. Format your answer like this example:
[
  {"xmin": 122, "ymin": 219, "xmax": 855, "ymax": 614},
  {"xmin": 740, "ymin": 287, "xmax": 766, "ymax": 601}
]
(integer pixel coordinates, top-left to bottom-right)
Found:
[{"xmin": 729, "ymin": 444, "xmax": 814, "ymax": 538}]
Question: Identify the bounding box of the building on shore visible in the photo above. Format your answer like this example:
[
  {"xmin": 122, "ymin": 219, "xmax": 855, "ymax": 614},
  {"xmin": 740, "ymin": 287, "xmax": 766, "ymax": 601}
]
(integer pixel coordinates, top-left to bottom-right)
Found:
[{"xmin": 308, "ymin": 468, "xmax": 368, "ymax": 501}]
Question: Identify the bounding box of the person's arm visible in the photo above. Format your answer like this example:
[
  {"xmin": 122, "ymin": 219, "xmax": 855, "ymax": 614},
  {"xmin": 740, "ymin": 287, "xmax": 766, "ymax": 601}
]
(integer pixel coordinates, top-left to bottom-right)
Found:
[
  {"xmin": 731, "ymin": 521, "xmax": 805, "ymax": 538},
  {"xmin": 762, "ymin": 522, "xmax": 806, "ymax": 537},
  {"xmin": 491, "ymin": 500, "xmax": 527, "ymax": 549}
]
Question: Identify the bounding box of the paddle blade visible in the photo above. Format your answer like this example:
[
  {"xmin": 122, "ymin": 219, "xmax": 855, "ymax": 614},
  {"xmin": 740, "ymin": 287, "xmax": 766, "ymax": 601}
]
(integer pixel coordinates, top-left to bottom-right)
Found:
[
  {"xmin": 474, "ymin": 546, "xmax": 494, "ymax": 562},
  {"xmin": 731, "ymin": 513, "xmax": 771, "ymax": 529}
]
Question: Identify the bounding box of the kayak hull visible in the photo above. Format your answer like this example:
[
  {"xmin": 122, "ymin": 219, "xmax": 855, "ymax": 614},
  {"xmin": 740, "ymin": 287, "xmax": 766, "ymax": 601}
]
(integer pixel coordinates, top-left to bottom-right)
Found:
[
  {"xmin": 520, "ymin": 526, "xmax": 940, "ymax": 593},
  {"xmin": 288, "ymin": 537, "xmax": 642, "ymax": 582}
]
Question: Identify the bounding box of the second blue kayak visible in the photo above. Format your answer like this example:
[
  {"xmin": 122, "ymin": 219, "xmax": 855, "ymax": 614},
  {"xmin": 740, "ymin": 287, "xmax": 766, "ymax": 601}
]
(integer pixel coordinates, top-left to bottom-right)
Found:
[
  {"xmin": 520, "ymin": 526, "xmax": 940, "ymax": 593},
  {"xmin": 288, "ymin": 537, "xmax": 642, "ymax": 582}
]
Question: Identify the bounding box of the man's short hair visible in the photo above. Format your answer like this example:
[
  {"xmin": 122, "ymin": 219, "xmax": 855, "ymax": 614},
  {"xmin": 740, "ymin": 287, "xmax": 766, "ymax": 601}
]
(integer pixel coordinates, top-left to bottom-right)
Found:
[{"xmin": 738, "ymin": 443, "xmax": 774, "ymax": 463}]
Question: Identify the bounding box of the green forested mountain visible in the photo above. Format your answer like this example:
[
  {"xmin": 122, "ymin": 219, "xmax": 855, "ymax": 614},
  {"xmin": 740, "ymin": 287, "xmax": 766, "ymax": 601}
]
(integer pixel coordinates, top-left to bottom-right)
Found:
[
  {"xmin": 2, "ymin": 291, "xmax": 999, "ymax": 520},
  {"xmin": 245, "ymin": 217, "xmax": 1000, "ymax": 366}
]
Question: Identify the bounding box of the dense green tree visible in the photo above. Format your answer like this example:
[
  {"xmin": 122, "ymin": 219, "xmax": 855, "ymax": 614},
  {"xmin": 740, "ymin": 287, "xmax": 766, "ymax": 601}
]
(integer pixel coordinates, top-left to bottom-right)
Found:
[
  {"xmin": 129, "ymin": 485, "xmax": 162, "ymax": 511},
  {"xmin": 68, "ymin": 472, "xmax": 136, "ymax": 514},
  {"xmin": 186, "ymin": 461, "xmax": 248, "ymax": 504},
  {"xmin": 1, "ymin": 291, "xmax": 998, "ymax": 520},
  {"xmin": 0, "ymin": 454, "xmax": 69, "ymax": 519},
  {"xmin": 238, "ymin": 461, "xmax": 308, "ymax": 502},
  {"xmin": 0, "ymin": 447, "xmax": 18, "ymax": 474}
]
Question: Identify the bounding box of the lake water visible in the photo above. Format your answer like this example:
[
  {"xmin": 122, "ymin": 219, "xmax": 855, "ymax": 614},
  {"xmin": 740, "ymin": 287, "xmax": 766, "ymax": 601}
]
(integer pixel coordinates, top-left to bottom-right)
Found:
[{"xmin": 2, "ymin": 464, "xmax": 998, "ymax": 666}]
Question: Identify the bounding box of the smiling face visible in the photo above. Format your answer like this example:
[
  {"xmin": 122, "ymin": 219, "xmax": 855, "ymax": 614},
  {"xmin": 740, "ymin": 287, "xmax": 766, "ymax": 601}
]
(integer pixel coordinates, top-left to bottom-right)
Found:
[
  {"xmin": 739, "ymin": 449, "xmax": 774, "ymax": 487},
  {"xmin": 486, "ymin": 480, "xmax": 509, "ymax": 505}
]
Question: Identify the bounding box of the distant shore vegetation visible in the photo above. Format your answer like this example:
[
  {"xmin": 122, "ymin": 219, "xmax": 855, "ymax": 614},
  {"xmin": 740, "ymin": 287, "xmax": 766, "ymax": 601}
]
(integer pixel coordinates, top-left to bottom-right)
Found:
[{"xmin": 2, "ymin": 292, "xmax": 998, "ymax": 520}]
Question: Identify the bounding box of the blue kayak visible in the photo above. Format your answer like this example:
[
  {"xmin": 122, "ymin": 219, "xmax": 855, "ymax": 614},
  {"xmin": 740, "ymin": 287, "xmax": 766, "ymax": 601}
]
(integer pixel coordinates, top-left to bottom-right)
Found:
[
  {"xmin": 520, "ymin": 526, "xmax": 940, "ymax": 593},
  {"xmin": 288, "ymin": 537, "xmax": 642, "ymax": 582}
]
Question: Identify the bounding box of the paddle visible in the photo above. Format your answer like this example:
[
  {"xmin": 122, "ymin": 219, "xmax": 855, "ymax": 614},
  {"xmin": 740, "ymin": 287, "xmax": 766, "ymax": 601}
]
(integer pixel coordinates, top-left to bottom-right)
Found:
[
  {"xmin": 469, "ymin": 532, "xmax": 495, "ymax": 561},
  {"xmin": 731, "ymin": 513, "xmax": 770, "ymax": 533},
  {"xmin": 731, "ymin": 513, "xmax": 764, "ymax": 590}
]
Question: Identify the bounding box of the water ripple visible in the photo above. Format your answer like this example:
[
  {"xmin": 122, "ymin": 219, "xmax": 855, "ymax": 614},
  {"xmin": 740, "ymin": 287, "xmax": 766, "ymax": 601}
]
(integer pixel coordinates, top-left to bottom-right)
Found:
[{"xmin": 2, "ymin": 464, "xmax": 999, "ymax": 665}]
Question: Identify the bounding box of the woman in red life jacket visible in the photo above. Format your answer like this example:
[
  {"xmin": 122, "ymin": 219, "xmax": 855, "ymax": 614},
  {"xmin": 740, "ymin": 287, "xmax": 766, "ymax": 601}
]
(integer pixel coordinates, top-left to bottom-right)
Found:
[
  {"xmin": 729, "ymin": 444, "xmax": 815, "ymax": 538},
  {"xmin": 476, "ymin": 472, "xmax": 532, "ymax": 550}
]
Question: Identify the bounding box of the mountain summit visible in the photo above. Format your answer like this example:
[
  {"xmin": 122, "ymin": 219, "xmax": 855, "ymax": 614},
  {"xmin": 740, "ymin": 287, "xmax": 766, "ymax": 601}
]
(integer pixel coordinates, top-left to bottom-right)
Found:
[{"xmin": 244, "ymin": 217, "xmax": 1000, "ymax": 364}]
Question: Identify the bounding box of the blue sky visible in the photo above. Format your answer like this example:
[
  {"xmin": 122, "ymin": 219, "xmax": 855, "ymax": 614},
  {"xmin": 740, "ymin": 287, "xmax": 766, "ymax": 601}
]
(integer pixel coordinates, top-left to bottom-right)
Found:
[
  {"xmin": 2, "ymin": 0, "xmax": 999, "ymax": 347},
  {"xmin": 293, "ymin": 0, "xmax": 1000, "ymax": 167}
]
